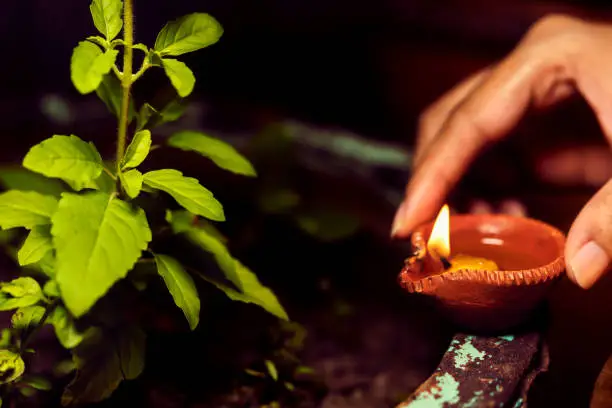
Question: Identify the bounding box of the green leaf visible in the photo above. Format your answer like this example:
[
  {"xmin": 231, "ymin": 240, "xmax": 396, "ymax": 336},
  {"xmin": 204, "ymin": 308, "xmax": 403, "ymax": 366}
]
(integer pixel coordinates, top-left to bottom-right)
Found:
[
  {"xmin": 28, "ymin": 252, "xmax": 56, "ymax": 279},
  {"xmin": 295, "ymin": 210, "xmax": 360, "ymax": 241},
  {"xmin": 90, "ymin": 0, "xmax": 123, "ymax": 41},
  {"xmin": 18, "ymin": 226, "xmax": 53, "ymax": 266},
  {"xmin": 203, "ymin": 260, "xmax": 289, "ymax": 321},
  {"xmin": 166, "ymin": 209, "xmax": 227, "ymax": 243},
  {"xmin": 117, "ymin": 327, "xmax": 146, "ymax": 380},
  {"xmin": 47, "ymin": 306, "xmax": 85, "ymax": 349},
  {"xmin": 11, "ymin": 305, "xmax": 45, "ymax": 330},
  {"xmin": 19, "ymin": 386, "xmax": 37, "ymax": 398},
  {"xmin": 86, "ymin": 35, "xmax": 108, "ymax": 49},
  {"xmin": 132, "ymin": 43, "xmax": 148, "ymax": 53},
  {"xmin": 258, "ymin": 189, "xmax": 300, "ymax": 214},
  {"xmin": 143, "ymin": 169, "xmax": 224, "ymax": 221},
  {"xmin": 18, "ymin": 387, "xmax": 36, "ymax": 398},
  {"xmin": 154, "ymin": 254, "xmax": 200, "ymax": 330},
  {"xmin": 0, "ymin": 350, "xmax": 25, "ymax": 383},
  {"xmin": 147, "ymin": 50, "xmax": 164, "ymax": 67},
  {"xmin": 70, "ymin": 41, "xmax": 119, "ymax": 94},
  {"xmin": 295, "ymin": 365, "xmax": 316, "ymax": 375},
  {"xmin": 173, "ymin": 223, "xmax": 288, "ymax": 320},
  {"xmin": 136, "ymin": 103, "xmax": 157, "ymax": 131},
  {"xmin": 154, "ymin": 13, "xmax": 223, "ymax": 56},
  {"xmin": 0, "ymin": 190, "xmax": 58, "ymax": 230},
  {"xmin": 1, "ymin": 278, "xmax": 41, "ymax": 298},
  {"xmin": 136, "ymin": 100, "xmax": 186, "ymax": 131},
  {"xmin": 168, "ymin": 130, "xmax": 257, "ymax": 176},
  {"xmin": 181, "ymin": 226, "xmax": 237, "ymax": 283},
  {"xmin": 244, "ymin": 368, "xmax": 265, "ymax": 378},
  {"xmin": 0, "ymin": 167, "xmax": 66, "ymax": 197},
  {"xmin": 0, "ymin": 230, "xmax": 16, "ymax": 246},
  {"xmin": 121, "ymin": 130, "xmax": 151, "ymax": 170},
  {"xmin": 0, "ymin": 278, "xmax": 43, "ymax": 311},
  {"xmin": 130, "ymin": 278, "xmax": 147, "ymax": 292},
  {"xmin": 62, "ymin": 327, "xmax": 145, "ymax": 405},
  {"xmin": 161, "ymin": 58, "xmax": 195, "ymax": 97},
  {"xmin": 95, "ymin": 74, "xmax": 135, "ymax": 122},
  {"xmin": 0, "ymin": 330, "xmax": 11, "ymax": 348},
  {"xmin": 265, "ymin": 360, "xmax": 278, "ymax": 381},
  {"xmin": 54, "ymin": 360, "xmax": 76, "ymax": 377},
  {"xmin": 52, "ymin": 192, "xmax": 152, "ymax": 317},
  {"xmin": 21, "ymin": 375, "xmax": 52, "ymax": 391},
  {"xmin": 165, "ymin": 209, "xmax": 193, "ymax": 233},
  {"xmin": 70, "ymin": 161, "xmax": 115, "ymax": 194},
  {"xmin": 23, "ymin": 135, "xmax": 104, "ymax": 192},
  {"xmin": 43, "ymin": 280, "xmax": 60, "ymax": 298},
  {"xmin": 89, "ymin": 168, "xmax": 116, "ymax": 193},
  {"xmin": 158, "ymin": 99, "xmax": 186, "ymax": 122},
  {"xmin": 119, "ymin": 169, "xmax": 143, "ymax": 199}
]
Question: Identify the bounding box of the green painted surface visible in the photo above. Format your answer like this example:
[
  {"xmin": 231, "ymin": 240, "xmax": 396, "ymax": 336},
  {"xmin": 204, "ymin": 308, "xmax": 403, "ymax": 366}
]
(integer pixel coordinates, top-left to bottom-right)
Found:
[
  {"xmin": 453, "ymin": 338, "xmax": 486, "ymax": 369},
  {"xmin": 464, "ymin": 390, "xmax": 484, "ymax": 407},
  {"xmin": 403, "ymin": 373, "xmax": 460, "ymax": 407}
]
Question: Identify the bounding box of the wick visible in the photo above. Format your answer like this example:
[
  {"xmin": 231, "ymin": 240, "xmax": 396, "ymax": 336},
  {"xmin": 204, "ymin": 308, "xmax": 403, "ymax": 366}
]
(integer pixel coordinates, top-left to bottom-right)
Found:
[
  {"xmin": 440, "ymin": 256, "xmax": 451, "ymax": 270},
  {"xmin": 430, "ymin": 248, "xmax": 452, "ymax": 270}
]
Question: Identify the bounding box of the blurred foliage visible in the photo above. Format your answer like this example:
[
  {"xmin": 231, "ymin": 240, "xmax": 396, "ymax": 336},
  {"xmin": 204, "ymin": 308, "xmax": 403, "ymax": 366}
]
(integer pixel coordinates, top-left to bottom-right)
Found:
[
  {"xmin": 248, "ymin": 123, "xmax": 362, "ymax": 242},
  {"xmin": 243, "ymin": 320, "xmax": 322, "ymax": 405},
  {"xmin": 0, "ymin": 167, "xmax": 67, "ymax": 198}
]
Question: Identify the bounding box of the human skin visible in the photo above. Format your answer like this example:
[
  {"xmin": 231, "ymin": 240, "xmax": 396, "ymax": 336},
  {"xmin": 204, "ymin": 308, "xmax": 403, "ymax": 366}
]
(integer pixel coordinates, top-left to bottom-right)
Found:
[{"xmin": 391, "ymin": 14, "xmax": 612, "ymax": 290}]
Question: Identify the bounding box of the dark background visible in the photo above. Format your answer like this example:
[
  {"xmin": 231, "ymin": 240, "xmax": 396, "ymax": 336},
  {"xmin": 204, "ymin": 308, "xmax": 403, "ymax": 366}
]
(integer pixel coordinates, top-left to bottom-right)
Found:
[
  {"xmin": 3, "ymin": 0, "xmax": 610, "ymax": 141},
  {"xmin": 4, "ymin": 1, "xmax": 612, "ymax": 407}
]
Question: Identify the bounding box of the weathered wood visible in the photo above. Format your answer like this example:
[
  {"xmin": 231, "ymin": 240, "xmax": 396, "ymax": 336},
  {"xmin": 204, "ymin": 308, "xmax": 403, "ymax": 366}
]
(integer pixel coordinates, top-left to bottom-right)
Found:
[{"xmin": 397, "ymin": 332, "xmax": 547, "ymax": 407}]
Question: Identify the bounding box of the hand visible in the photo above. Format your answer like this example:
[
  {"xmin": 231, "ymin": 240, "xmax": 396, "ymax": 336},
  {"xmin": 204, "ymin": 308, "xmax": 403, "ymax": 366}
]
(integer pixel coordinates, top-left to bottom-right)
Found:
[{"xmin": 391, "ymin": 14, "xmax": 612, "ymax": 289}]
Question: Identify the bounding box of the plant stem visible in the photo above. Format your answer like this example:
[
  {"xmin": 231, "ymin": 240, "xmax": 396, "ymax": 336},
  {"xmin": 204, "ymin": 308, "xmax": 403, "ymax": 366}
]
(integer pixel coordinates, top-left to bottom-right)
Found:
[
  {"xmin": 103, "ymin": 166, "xmax": 117, "ymax": 180},
  {"xmin": 112, "ymin": 65, "xmax": 123, "ymax": 80},
  {"xmin": 132, "ymin": 60, "xmax": 150, "ymax": 82},
  {"xmin": 116, "ymin": 0, "xmax": 134, "ymax": 174}
]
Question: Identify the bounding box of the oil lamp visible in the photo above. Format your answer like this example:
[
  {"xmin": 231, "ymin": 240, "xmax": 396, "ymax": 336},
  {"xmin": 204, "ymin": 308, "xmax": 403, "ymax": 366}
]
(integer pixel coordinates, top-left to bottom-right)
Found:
[{"xmin": 398, "ymin": 204, "xmax": 566, "ymax": 333}]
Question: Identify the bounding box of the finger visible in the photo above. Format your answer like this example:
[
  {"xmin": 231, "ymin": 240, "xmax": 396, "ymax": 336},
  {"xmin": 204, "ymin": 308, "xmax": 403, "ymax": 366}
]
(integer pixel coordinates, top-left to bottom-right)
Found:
[
  {"xmin": 468, "ymin": 200, "xmax": 494, "ymax": 214},
  {"xmin": 392, "ymin": 44, "xmax": 559, "ymax": 237},
  {"xmin": 498, "ymin": 199, "xmax": 527, "ymax": 217},
  {"xmin": 532, "ymin": 79, "xmax": 575, "ymax": 109},
  {"xmin": 468, "ymin": 199, "xmax": 527, "ymax": 216},
  {"xmin": 572, "ymin": 23, "xmax": 612, "ymax": 142},
  {"xmin": 415, "ymin": 68, "xmax": 491, "ymax": 167},
  {"xmin": 537, "ymin": 146, "xmax": 612, "ymax": 187},
  {"xmin": 565, "ymin": 179, "xmax": 612, "ymax": 289},
  {"xmin": 391, "ymin": 15, "xmax": 598, "ymax": 238}
]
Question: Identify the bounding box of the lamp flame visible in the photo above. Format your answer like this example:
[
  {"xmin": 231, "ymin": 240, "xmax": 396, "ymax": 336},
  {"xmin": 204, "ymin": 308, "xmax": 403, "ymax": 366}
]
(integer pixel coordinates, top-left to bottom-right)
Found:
[{"xmin": 427, "ymin": 204, "xmax": 450, "ymax": 259}]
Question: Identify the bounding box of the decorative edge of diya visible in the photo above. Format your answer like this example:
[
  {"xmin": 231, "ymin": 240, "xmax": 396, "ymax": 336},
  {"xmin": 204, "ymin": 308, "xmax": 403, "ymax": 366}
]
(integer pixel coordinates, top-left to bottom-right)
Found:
[{"xmin": 398, "ymin": 214, "xmax": 566, "ymax": 294}]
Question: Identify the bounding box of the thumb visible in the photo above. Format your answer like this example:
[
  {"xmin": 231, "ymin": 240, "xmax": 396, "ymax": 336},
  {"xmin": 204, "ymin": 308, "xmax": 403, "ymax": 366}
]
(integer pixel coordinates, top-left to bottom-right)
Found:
[{"xmin": 566, "ymin": 179, "xmax": 612, "ymax": 289}]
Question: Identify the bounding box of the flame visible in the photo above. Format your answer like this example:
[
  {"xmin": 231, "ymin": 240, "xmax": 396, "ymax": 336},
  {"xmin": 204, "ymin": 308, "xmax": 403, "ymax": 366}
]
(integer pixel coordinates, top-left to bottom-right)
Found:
[{"xmin": 427, "ymin": 204, "xmax": 450, "ymax": 259}]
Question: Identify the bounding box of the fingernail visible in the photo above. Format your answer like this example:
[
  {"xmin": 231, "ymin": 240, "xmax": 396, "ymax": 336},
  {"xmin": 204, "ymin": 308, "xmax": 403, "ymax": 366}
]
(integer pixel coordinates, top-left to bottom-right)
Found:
[
  {"xmin": 469, "ymin": 200, "xmax": 493, "ymax": 215},
  {"xmin": 569, "ymin": 241, "xmax": 610, "ymax": 289},
  {"xmin": 391, "ymin": 201, "xmax": 410, "ymax": 237},
  {"xmin": 499, "ymin": 200, "xmax": 527, "ymax": 217}
]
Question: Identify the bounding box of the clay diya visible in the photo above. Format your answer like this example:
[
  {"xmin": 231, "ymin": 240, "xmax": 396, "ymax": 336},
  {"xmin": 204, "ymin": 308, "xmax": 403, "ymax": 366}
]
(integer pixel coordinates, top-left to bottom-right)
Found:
[{"xmin": 398, "ymin": 205, "xmax": 566, "ymax": 333}]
